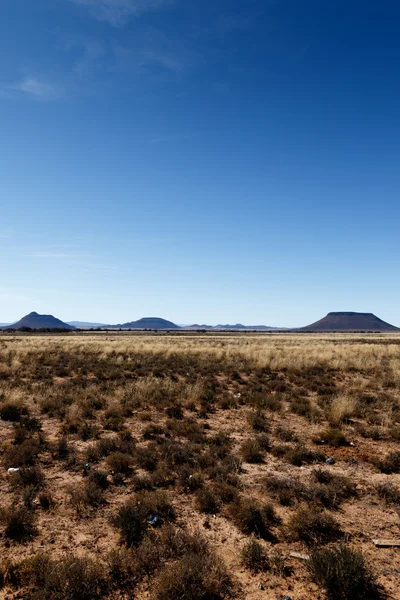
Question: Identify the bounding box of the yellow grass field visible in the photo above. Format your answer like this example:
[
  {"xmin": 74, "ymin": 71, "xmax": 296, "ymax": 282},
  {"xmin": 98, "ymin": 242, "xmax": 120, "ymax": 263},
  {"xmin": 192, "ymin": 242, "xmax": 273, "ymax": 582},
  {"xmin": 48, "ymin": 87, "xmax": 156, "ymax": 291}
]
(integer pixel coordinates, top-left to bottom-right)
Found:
[{"xmin": 0, "ymin": 332, "xmax": 399, "ymax": 599}]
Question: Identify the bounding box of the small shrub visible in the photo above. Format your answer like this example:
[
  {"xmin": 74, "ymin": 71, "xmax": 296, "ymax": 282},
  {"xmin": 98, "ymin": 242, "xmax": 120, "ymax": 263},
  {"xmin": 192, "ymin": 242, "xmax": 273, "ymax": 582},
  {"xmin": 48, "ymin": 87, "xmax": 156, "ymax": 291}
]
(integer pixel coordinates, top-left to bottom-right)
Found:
[
  {"xmin": 52, "ymin": 436, "xmax": 71, "ymax": 460},
  {"xmin": 165, "ymin": 405, "xmax": 184, "ymax": 420},
  {"xmin": 88, "ymin": 470, "xmax": 109, "ymax": 490},
  {"xmin": 0, "ymin": 505, "xmax": 37, "ymax": 541},
  {"xmin": 290, "ymin": 397, "xmax": 312, "ymax": 417},
  {"xmin": 264, "ymin": 475, "xmax": 310, "ymax": 506},
  {"xmin": 373, "ymin": 451, "xmax": 400, "ymax": 474},
  {"xmin": 106, "ymin": 452, "xmax": 133, "ymax": 475},
  {"xmin": 27, "ymin": 554, "xmax": 108, "ymax": 600},
  {"xmin": 376, "ymin": 482, "xmax": 400, "ymax": 505},
  {"xmin": 248, "ymin": 410, "xmax": 269, "ymax": 432},
  {"xmin": 312, "ymin": 471, "xmax": 357, "ymax": 509},
  {"xmin": 287, "ymin": 506, "xmax": 342, "ymax": 545},
  {"xmin": 315, "ymin": 428, "xmax": 348, "ymax": 447},
  {"xmin": 113, "ymin": 492, "xmax": 174, "ymax": 547},
  {"xmin": 275, "ymin": 426, "xmax": 298, "ymax": 442},
  {"xmin": 195, "ymin": 487, "xmax": 220, "ymax": 514},
  {"xmin": 240, "ymin": 438, "xmax": 263, "ymax": 463},
  {"xmin": 0, "ymin": 402, "xmax": 29, "ymax": 422},
  {"xmin": 68, "ymin": 480, "xmax": 105, "ymax": 511},
  {"xmin": 103, "ymin": 406, "xmax": 125, "ymax": 431},
  {"xmin": 213, "ymin": 482, "xmax": 238, "ymax": 504},
  {"xmin": 329, "ymin": 395, "xmax": 356, "ymax": 425},
  {"xmin": 135, "ymin": 445, "xmax": 159, "ymax": 472},
  {"xmin": 229, "ymin": 498, "xmax": 280, "ymax": 540},
  {"xmin": 143, "ymin": 424, "xmax": 164, "ymax": 440},
  {"xmin": 10, "ymin": 466, "xmax": 45, "ymax": 489},
  {"xmin": 107, "ymin": 547, "xmax": 140, "ymax": 590},
  {"xmin": 241, "ymin": 539, "xmax": 269, "ymax": 573},
  {"xmin": 112, "ymin": 500, "xmax": 148, "ymax": 547},
  {"xmin": 256, "ymin": 433, "xmax": 271, "ymax": 451},
  {"xmin": 3, "ymin": 438, "xmax": 41, "ymax": 468},
  {"xmin": 152, "ymin": 539, "xmax": 235, "ymax": 600},
  {"xmin": 285, "ymin": 444, "xmax": 326, "ymax": 467},
  {"xmin": 39, "ymin": 491, "xmax": 55, "ymax": 510},
  {"xmin": 178, "ymin": 468, "xmax": 204, "ymax": 493},
  {"xmin": 308, "ymin": 544, "xmax": 382, "ymax": 600}
]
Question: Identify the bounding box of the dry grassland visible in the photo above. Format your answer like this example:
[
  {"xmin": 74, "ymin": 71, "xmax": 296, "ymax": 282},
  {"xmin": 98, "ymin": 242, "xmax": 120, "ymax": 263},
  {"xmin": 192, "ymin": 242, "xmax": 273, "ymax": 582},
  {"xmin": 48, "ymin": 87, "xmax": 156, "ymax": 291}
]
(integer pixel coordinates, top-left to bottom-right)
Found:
[{"xmin": 0, "ymin": 332, "xmax": 399, "ymax": 599}]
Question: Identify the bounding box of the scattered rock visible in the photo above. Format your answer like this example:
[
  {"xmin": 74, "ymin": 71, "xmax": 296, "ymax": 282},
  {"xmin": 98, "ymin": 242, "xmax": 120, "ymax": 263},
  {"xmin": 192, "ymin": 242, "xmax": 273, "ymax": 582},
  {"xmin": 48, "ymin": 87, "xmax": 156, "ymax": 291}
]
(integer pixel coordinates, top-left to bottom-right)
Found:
[{"xmin": 325, "ymin": 457, "xmax": 335, "ymax": 465}]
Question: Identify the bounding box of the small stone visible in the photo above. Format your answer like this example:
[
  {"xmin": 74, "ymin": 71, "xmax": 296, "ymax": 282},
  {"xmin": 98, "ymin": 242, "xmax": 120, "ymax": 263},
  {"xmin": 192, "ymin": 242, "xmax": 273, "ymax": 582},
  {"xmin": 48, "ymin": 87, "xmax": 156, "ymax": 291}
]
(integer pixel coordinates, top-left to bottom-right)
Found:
[
  {"xmin": 257, "ymin": 583, "xmax": 265, "ymax": 590},
  {"xmin": 325, "ymin": 457, "xmax": 335, "ymax": 465}
]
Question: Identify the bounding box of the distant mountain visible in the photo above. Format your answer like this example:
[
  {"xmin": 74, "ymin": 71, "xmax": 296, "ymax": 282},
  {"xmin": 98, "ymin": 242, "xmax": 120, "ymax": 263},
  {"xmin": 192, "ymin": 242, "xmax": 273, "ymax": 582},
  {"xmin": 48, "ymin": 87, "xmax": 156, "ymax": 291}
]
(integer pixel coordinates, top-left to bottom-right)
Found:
[
  {"xmin": 117, "ymin": 317, "xmax": 180, "ymax": 330},
  {"xmin": 67, "ymin": 321, "xmax": 107, "ymax": 328},
  {"xmin": 299, "ymin": 312, "xmax": 400, "ymax": 332},
  {"xmin": 4, "ymin": 312, "xmax": 75, "ymax": 330},
  {"xmin": 215, "ymin": 324, "xmax": 279, "ymax": 330},
  {"xmin": 183, "ymin": 323, "xmax": 282, "ymax": 330}
]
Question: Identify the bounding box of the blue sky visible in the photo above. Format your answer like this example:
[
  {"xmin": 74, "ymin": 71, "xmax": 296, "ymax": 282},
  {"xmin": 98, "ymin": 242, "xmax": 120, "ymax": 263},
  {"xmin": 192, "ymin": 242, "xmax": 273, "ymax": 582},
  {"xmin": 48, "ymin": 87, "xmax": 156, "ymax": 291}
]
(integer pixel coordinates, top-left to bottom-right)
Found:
[{"xmin": 1, "ymin": 0, "xmax": 400, "ymax": 326}]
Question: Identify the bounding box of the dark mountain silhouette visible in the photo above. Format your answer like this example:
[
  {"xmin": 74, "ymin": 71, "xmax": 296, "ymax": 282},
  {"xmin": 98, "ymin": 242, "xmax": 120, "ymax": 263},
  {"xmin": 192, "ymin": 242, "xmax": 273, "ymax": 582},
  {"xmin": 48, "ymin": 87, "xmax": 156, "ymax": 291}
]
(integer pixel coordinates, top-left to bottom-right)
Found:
[
  {"xmin": 299, "ymin": 312, "xmax": 399, "ymax": 332},
  {"xmin": 117, "ymin": 317, "xmax": 180, "ymax": 330},
  {"xmin": 4, "ymin": 312, "xmax": 75, "ymax": 330}
]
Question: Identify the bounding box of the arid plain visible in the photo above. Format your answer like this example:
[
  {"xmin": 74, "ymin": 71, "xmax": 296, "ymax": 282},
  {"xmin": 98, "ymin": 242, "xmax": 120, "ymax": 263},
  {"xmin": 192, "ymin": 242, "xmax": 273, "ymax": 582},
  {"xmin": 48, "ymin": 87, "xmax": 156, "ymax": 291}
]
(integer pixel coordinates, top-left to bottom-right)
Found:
[{"xmin": 0, "ymin": 332, "xmax": 399, "ymax": 599}]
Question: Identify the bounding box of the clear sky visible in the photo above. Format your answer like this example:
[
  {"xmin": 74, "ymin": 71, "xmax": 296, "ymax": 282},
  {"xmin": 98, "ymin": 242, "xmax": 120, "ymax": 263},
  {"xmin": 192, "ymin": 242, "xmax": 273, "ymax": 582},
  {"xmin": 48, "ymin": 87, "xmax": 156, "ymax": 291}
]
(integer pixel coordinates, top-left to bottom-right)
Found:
[{"xmin": 1, "ymin": 0, "xmax": 400, "ymax": 327}]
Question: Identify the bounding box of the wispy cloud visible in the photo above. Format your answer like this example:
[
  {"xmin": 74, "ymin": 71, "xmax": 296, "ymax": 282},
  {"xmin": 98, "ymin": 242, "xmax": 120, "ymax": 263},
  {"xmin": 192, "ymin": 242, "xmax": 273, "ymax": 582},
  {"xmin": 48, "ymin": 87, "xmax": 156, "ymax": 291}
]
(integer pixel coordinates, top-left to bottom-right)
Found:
[
  {"xmin": 70, "ymin": 0, "xmax": 174, "ymax": 27},
  {"xmin": 10, "ymin": 77, "xmax": 61, "ymax": 101}
]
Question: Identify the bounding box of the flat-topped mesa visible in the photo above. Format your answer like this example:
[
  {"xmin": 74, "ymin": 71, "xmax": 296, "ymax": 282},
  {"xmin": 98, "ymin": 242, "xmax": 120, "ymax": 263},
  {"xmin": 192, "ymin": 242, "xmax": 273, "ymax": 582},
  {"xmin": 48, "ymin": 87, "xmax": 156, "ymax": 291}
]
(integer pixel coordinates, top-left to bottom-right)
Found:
[
  {"xmin": 4, "ymin": 312, "xmax": 74, "ymax": 330},
  {"xmin": 118, "ymin": 317, "xmax": 180, "ymax": 330},
  {"xmin": 299, "ymin": 312, "xmax": 400, "ymax": 332}
]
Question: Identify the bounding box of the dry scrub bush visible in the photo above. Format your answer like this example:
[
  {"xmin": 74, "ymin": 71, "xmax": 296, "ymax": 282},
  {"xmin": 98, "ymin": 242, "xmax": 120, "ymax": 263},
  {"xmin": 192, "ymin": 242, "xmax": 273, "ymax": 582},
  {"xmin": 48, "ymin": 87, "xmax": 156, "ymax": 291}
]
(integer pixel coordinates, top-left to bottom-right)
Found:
[
  {"xmin": 329, "ymin": 395, "xmax": 357, "ymax": 425},
  {"xmin": 287, "ymin": 506, "xmax": 342, "ymax": 545},
  {"xmin": 195, "ymin": 487, "xmax": 221, "ymax": 514},
  {"xmin": 373, "ymin": 451, "xmax": 400, "ymax": 473},
  {"xmin": 241, "ymin": 539, "xmax": 269, "ymax": 573},
  {"xmin": 285, "ymin": 444, "xmax": 326, "ymax": 467},
  {"xmin": 17, "ymin": 553, "xmax": 108, "ymax": 600},
  {"xmin": 308, "ymin": 544, "xmax": 382, "ymax": 600},
  {"xmin": 113, "ymin": 491, "xmax": 175, "ymax": 547},
  {"xmin": 314, "ymin": 427, "xmax": 348, "ymax": 447},
  {"xmin": 0, "ymin": 504, "xmax": 37, "ymax": 541},
  {"xmin": 240, "ymin": 438, "xmax": 264, "ymax": 463},
  {"xmin": 376, "ymin": 482, "xmax": 400, "ymax": 504},
  {"xmin": 152, "ymin": 536, "xmax": 236, "ymax": 600},
  {"xmin": 229, "ymin": 498, "xmax": 280, "ymax": 540},
  {"xmin": 264, "ymin": 475, "xmax": 310, "ymax": 506}
]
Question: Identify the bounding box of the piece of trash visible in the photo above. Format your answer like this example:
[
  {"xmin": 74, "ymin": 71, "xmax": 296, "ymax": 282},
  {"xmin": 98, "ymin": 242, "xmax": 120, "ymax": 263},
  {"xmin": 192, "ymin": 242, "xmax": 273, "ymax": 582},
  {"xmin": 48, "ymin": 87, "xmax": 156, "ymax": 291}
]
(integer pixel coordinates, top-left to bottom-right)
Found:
[
  {"xmin": 257, "ymin": 583, "xmax": 265, "ymax": 590},
  {"xmin": 325, "ymin": 457, "xmax": 335, "ymax": 465},
  {"xmin": 350, "ymin": 442, "xmax": 355, "ymax": 446},
  {"xmin": 148, "ymin": 515, "xmax": 159, "ymax": 526},
  {"xmin": 84, "ymin": 463, "xmax": 91, "ymax": 470},
  {"xmin": 289, "ymin": 551, "xmax": 310, "ymax": 561},
  {"xmin": 7, "ymin": 468, "xmax": 20, "ymax": 474},
  {"xmin": 373, "ymin": 539, "xmax": 400, "ymax": 548}
]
